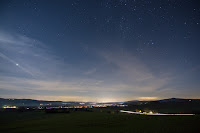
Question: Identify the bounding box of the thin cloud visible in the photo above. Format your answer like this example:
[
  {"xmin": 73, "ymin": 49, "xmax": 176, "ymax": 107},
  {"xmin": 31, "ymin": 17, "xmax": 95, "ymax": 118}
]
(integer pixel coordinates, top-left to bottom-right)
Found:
[
  {"xmin": 0, "ymin": 52, "xmax": 35, "ymax": 76},
  {"xmin": 0, "ymin": 32, "xmax": 68, "ymax": 79},
  {"xmin": 0, "ymin": 32, "xmax": 174, "ymax": 102},
  {"xmin": 84, "ymin": 68, "xmax": 97, "ymax": 75},
  {"xmin": 100, "ymin": 49, "xmax": 172, "ymax": 92}
]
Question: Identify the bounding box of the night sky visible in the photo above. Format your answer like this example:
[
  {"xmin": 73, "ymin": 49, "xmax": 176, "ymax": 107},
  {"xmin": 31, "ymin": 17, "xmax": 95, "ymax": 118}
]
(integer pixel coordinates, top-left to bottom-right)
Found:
[{"xmin": 0, "ymin": 0, "xmax": 200, "ymax": 102}]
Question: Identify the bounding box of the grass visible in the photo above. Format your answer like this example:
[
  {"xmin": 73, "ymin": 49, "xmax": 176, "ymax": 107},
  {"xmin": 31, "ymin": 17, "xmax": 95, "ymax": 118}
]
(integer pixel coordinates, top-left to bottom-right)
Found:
[{"xmin": 0, "ymin": 111, "xmax": 200, "ymax": 133}]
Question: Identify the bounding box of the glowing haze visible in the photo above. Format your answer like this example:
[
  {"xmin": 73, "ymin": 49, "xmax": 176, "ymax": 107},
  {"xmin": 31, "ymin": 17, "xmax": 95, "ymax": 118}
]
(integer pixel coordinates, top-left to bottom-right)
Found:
[{"xmin": 0, "ymin": 0, "xmax": 200, "ymax": 102}]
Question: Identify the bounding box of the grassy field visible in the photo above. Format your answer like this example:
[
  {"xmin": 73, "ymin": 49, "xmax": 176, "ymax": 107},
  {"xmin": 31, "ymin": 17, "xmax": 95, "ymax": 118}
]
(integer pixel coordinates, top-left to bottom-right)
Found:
[{"xmin": 0, "ymin": 111, "xmax": 200, "ymax": 133}]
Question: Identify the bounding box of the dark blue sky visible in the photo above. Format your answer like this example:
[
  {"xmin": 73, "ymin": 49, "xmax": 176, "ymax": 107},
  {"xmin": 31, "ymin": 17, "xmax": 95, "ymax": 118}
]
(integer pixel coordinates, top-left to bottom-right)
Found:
[{"xmin": 0, "ymin": 0, "xmax": 200, "ymax": 102}]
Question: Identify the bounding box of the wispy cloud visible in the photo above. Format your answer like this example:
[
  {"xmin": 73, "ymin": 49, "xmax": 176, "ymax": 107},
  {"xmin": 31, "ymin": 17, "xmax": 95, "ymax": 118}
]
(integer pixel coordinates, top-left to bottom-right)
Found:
[
  {"xmin": 83, "ymin": 68, "xmax": 97, "ymax": 75},
  {"xmin": 0, "ymin": 31, "xmax": 175, "ymax": 102},
  {"xmin": 0, "ymin": 52, "xmax": 35, "ymax": 76},
  {"xmin": 0, "ymin": 31, "xmax": 68, "ymax": 79},
  {"xmin": 100, "ymin": 49, "xmax": 172, "ymax": 93}
]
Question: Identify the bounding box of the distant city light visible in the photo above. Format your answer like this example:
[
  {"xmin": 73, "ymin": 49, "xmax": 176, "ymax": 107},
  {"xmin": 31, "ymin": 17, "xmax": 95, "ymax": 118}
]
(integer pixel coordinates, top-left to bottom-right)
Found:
[
  {"xmin": 3, "ymin": 105, "xmax": 17, "ymax": 109},
  {"xmin": 120, "ymin": 110, "xmax": 195, "ymax": 116},
  {"xmin": 149, "ymin": 111, "xmax": 153, "ymax": 114}
]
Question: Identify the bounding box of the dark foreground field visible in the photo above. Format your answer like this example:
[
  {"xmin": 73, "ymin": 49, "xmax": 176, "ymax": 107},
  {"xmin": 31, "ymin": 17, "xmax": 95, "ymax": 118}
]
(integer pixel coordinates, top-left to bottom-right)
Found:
[{"xmin": 0, "ymin": 111, "xmax": 200, "ymax": 133}]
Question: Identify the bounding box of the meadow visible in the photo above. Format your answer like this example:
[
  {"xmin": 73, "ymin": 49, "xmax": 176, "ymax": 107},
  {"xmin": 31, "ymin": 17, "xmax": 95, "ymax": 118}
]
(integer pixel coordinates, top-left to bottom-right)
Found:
[{"xmin": 0, "ymin": 111, "xmax": 200, "ymax": 133}]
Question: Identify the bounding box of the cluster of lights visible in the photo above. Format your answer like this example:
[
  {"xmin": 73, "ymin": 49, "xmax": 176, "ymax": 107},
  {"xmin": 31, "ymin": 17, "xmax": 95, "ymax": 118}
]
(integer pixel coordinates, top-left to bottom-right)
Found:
[
  {"xmin": 45, "ymin": 104, "xmax": 127, "ymax": 109},
  {"xmin": 120, "ymin": 110, "xmax": 195, "ymax": 116},
  {"xmin": 116, "ymin": 105, "xmax": 128, "ymax": 107},
  {"xmin": 3, "ymin": 105, "xmax": 17, "ymax": 109},
  {"xmin": 45, "ymin": 104, "xmax": 128, "ymax": 109},
  {"xmin": 120, "ymin": 110, "xmax": 155, "ymax": 115}
]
